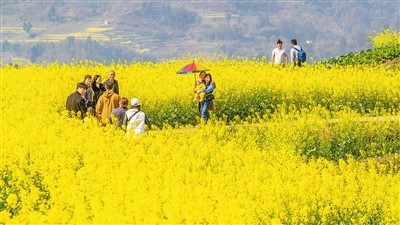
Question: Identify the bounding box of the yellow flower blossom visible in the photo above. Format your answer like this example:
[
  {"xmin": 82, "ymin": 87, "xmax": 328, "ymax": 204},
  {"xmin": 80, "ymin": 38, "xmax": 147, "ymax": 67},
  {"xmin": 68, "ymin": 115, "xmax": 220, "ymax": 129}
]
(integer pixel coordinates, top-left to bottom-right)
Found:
[{"xmin": 1, "ymin": 49, "xmax": 400, "ymax": 223}]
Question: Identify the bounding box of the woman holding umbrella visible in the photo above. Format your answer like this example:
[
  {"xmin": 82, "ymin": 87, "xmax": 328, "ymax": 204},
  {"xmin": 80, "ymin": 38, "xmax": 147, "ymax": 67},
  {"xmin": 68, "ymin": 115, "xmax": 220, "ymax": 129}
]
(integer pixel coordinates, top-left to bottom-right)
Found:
[
  {"xmin": 177, "ymin": 62, "xmax": 216, "ymax": 121},
  {"xmin": 196, "ymin": 73, "xmax": 215, "ymax": 122}
]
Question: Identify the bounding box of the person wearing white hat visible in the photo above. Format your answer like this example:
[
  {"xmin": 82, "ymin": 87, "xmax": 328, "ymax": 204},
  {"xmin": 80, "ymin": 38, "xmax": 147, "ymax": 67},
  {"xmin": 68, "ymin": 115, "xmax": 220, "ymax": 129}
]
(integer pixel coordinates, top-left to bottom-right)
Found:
[{"xmin": 122, "ymin": 98, "xmax": 151, "ymax": 136}]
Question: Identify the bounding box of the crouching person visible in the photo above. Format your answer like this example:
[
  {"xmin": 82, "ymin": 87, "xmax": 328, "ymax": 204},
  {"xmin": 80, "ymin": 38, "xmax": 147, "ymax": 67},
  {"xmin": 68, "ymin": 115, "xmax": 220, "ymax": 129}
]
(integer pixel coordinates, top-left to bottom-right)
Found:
[{"xmin": 123, "ymin": 98, "xmax": 151, "ymax": 137}]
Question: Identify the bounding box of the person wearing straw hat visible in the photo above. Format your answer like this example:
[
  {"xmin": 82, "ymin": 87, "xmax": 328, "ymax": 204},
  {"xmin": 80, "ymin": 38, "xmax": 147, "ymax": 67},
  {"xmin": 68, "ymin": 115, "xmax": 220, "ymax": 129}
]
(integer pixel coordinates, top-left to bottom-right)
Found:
[{"xmin": 123, "ymin": 98, "xmax": 151, "ymax": 136}]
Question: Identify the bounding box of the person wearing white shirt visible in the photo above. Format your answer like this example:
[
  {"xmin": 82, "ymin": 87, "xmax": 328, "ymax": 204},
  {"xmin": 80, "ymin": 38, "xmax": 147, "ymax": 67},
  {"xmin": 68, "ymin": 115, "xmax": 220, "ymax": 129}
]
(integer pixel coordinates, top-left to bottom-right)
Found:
[
  {"xmin": 271, "ymin": 39, "xmax": 288, "ymax": 65},
  {"xmin": 123, "ymin": 98, "xmax": 151, "ymax": 137}
]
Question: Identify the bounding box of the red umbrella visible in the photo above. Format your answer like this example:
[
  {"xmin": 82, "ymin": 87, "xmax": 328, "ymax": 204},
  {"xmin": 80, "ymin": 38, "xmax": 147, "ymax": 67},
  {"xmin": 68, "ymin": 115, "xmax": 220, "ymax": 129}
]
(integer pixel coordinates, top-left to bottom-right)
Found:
[{"xmin": 177, "ymin": 61, "xmax": 209, "ymax": 74}]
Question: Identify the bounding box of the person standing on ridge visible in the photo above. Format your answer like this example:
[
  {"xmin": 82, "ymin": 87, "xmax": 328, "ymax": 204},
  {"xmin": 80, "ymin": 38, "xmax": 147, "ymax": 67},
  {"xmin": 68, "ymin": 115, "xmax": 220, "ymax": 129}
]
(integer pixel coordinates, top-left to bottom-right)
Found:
[
  {"xmin": 290, "ymin": 39, "xmax": 304, "ymax": 67},
  {"xmin": 271, "ymin": 39, "xmax": 288, "ymax": 65}
]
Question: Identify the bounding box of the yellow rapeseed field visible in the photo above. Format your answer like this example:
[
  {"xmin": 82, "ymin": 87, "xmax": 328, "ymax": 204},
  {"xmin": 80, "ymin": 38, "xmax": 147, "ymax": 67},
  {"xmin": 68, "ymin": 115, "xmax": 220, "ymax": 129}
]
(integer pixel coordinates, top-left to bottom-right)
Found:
[{"xmin": 1, "ymin": 56, "xmax": 400, "ymax": 224}]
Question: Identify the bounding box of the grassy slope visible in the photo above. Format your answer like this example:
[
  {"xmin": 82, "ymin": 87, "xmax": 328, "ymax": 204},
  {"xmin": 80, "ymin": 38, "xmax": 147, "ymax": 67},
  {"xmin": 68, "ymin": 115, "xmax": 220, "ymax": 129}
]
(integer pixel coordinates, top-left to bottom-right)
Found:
[{"xmin": 325, "ymin": 44, "xmax": 400, "ymax": 67}]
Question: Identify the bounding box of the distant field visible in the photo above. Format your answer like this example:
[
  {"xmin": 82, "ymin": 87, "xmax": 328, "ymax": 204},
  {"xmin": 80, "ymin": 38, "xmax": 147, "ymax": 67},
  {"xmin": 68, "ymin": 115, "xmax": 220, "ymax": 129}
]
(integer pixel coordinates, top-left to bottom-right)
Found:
[{"xmin": 0, "ymin": 24, "xmax": 156, "ymax": 53}]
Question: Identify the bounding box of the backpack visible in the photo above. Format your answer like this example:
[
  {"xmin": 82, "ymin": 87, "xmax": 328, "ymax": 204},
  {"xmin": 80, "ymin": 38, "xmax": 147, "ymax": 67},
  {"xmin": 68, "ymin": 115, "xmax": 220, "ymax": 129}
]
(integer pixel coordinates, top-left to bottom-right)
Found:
[{"xmin": 293, "ymin": 47, "xmax": 306, "ymax": 62}]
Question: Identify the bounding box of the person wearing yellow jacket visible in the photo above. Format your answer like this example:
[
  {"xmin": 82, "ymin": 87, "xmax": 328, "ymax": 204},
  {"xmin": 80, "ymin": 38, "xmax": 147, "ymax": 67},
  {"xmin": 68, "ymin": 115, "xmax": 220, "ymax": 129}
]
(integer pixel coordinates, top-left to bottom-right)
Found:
[{"xmin": 95, "ymin": 81, "xmax": 120, "ymax": 124}]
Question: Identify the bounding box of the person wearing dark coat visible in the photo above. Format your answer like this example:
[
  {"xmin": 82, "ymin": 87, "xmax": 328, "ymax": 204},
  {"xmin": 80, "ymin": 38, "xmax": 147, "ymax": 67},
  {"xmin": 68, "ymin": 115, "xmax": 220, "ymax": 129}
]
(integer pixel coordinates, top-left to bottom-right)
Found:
[
  {"xmin": 104, "ymin": 70, "xmax": 119, "ymax": 95},
  {"xmin": 66, "ymin": 82, "xmax": 88, "ymax": 119},
  {"xmin": 91, "ymin": 74, "xmax": 105, "ymax": 107},
  {"xmin": 83, "ymin": 74, "xmax": 95, "ymax": 116}
]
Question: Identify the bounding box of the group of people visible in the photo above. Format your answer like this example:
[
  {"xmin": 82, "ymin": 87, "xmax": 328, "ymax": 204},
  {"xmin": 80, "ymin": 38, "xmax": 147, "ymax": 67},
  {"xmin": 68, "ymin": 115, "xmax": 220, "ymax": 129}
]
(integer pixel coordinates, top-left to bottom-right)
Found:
[
  {"xmin": 66, "ymin": 70, "xmax": 151, "ymax": 136},
  {"xmin": 271, "ymin": 39, "xmax": 305, "ymax": 67},
  {"xmin": 66, "ymin": 39, "xmax": 303, "ymax": 132},
  {"xmin": 66, "ymin": 69, "xmax": 216, "ymax": 135}
]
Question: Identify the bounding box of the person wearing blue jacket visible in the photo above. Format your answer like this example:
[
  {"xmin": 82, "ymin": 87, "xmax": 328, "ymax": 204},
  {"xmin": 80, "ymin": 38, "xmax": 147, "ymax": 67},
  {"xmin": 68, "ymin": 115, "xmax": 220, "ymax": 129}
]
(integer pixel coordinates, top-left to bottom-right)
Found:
[{"xmin": 196, "ymin": 73, "xmax": 215, "ymax": 122}]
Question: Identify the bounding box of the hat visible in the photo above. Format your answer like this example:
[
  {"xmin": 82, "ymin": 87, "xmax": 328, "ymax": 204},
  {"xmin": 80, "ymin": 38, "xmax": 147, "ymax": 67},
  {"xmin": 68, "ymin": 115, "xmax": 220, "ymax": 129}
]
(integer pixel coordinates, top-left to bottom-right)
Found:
[{"xmin": 131, "ymin": 98, "xmax": 140, "ymax": 106}]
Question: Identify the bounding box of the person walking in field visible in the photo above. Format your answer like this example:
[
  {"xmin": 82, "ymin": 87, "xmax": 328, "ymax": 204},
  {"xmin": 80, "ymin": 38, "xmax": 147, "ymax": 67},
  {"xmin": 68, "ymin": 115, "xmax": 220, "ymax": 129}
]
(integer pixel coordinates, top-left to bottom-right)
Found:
[
  {"xmin": 123, "ymin": 98, "xmax": 151, "ymax": 136},
  {"xmin": 104, "ymin": 70, "xmax": 119, "ymax": 95},
  {"xmin": 290, "ymin": 39, "xmax": 304, "ymax": 67},
  {"xmin": 95, "ymin": 81, "xmax": 121, "ymax": 124},
  {"xmin": 66, "ymin": 82, "xmax": 88, "ymax": 119},
  {"xmin": 271, "ymin": 39, "xmax": 288, "ymax": 65}
]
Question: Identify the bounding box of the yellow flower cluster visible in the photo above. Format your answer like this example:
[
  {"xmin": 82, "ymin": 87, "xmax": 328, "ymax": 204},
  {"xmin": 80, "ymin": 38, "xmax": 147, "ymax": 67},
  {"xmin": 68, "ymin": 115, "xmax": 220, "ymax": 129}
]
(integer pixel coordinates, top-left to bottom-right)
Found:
[
  {"xmin": 370, "ymin": 28, "xmax": 400, "ymax": 48},
  {"xmin": 1, "ymin": 58, "xmax": 399, "ymax": 224}
]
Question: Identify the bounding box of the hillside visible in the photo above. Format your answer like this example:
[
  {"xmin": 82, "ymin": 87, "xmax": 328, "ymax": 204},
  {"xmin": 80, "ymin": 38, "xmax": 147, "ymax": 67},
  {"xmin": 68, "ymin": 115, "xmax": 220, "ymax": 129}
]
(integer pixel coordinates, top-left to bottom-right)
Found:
[{"xmin": 1, "ymin": 1, "xmax": 399, "ymax": 63}]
